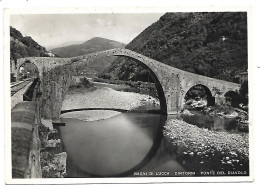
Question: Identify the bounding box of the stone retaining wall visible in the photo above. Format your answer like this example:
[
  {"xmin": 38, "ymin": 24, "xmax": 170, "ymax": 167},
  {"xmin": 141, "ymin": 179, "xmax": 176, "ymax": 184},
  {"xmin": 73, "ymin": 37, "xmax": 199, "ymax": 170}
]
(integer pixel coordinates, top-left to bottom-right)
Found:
[{"xmin": 11, "ymin": 102, "xmax": 42, "ymax": 178}]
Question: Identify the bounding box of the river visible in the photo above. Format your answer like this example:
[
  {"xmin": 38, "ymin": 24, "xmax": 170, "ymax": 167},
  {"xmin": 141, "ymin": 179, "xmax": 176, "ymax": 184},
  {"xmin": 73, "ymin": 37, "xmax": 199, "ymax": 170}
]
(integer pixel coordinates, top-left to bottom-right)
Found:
[{"xmin": 59, "ymin": 82, "xmax": 240, "ymax": 177}]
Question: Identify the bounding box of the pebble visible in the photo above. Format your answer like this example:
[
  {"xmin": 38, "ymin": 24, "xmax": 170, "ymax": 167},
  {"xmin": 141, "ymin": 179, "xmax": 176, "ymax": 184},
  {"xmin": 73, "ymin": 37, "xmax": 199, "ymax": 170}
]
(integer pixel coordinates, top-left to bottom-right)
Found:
[
  {"xmin": 62, "ymin": 86, "xmax": 158, "ymax": 121},
  {"xmin": 226, "ymin": 161, "xmax": 232, "ymax": 165},
  {"xmin": 164, "ymin": 119, "xmax": 249, "ymax": 169}
]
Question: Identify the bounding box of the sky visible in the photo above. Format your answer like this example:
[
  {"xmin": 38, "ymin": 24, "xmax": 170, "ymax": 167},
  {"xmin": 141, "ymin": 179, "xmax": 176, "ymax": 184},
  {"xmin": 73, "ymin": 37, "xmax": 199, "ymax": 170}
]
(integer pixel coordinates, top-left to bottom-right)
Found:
[{"xmin": 10, "ymin": 13, "xmax": 164, "ymax": 50}]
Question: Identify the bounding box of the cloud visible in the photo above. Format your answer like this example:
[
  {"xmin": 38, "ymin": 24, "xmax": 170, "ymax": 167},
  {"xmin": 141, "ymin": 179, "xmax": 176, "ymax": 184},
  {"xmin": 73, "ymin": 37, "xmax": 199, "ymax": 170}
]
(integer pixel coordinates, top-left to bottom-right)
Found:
[
  {"xmin": 10, "ymin": 13, "xmax": 164, "ymax": 49},
  {"xmin": 96, "ymin": 18, "xmax": 114, "ymax": 26}
]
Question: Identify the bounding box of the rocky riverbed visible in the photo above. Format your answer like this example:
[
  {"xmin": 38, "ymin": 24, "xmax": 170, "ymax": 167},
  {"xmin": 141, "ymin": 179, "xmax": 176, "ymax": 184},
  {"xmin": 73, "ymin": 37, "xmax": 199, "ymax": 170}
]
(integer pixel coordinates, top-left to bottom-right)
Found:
[
  {"xmin": 61, "ymin": 84, "xmax": 159, "ymax": 121},
  {"xmin": 164, "ymin": 119, "xmax": 249, "ymax": 174},
  {"xmin": 38, "ymin": 122, "xmax": 67, "ymax": 178},
  {"xmin": 184, "ymin": 98, "xmax": 249, "ymax": 132}
]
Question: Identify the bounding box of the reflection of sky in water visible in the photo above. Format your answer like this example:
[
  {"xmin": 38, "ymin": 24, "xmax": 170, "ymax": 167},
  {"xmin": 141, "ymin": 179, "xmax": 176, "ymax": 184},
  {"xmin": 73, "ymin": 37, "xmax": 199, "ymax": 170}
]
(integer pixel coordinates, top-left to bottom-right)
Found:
[{"xmin": 60, "ymin": 112, "xmax": 162, "ymax": 176}]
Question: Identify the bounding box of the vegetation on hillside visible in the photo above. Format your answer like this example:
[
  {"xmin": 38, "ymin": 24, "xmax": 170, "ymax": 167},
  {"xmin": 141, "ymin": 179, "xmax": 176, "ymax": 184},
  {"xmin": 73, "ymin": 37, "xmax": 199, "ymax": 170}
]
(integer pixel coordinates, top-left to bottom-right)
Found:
[
  {"xmin": 105, "ymin": 12, "xmax": 247, "ymax": 83},
  {"xmin": 10, "ymin": 26, "xmax": 53, "ymax": 63}
]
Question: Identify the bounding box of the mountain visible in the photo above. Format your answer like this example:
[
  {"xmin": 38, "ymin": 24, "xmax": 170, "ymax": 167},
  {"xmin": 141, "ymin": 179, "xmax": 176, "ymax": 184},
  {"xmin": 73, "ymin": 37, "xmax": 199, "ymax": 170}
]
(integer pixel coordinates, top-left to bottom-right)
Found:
[
  {"xmin": 51, "ymin": 37, "xmax": 126, "ymax": 74},
  {"xmin": 47, "ymin": 41, "xmax": 82, "ymax": 50},
  {"xmin": 10, "ymin": 26, "xmax": 54, "ymax": 62},
  {"xmin": 105, "ymin": 12, "xmax": 247, "ymax": 83},
  {"xmin": 51, "ymin": 37, "xmax": 125, "ymax": 58}
]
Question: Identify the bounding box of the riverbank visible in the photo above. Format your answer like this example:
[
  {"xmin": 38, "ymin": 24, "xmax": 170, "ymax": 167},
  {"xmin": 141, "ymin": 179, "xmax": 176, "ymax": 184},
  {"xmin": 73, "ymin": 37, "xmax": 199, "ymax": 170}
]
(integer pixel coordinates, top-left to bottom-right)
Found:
[
  {"xmin": 93, "ymin": 77, "xmax": 158, "ymax": 98},
  {"xmin": 183, "ymin": 98, "xmax": 249, "ymax": 132},
  {"xmin": 38, "ymin": 120, "xmax": 67, "ymax": 178},
  {"xmin": 61, "ymin": 83, "xmax": 159, "ymax": 121},
  {"xmin": 164, "ymin": 119, "xmax": 249, "ymax": 174}
]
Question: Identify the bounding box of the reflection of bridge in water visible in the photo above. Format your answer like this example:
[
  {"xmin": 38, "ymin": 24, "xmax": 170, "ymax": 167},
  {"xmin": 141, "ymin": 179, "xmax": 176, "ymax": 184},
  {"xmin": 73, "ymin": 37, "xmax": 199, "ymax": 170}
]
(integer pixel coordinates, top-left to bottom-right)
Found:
[
  {"xmin": 61, "ymin": 108, "xmax": 161, "ymax": 115},
  {"xmin": 14, "ymin": 48, "xmax": 240, "ymax": 122}
]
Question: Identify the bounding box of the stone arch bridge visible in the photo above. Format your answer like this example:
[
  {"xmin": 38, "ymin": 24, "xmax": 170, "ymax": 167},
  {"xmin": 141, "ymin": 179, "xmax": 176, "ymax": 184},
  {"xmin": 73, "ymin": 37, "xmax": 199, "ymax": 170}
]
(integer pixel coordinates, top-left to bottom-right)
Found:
[{"xmin": 16, "ymin": 48, "xmax": 240, "ymax": 122}]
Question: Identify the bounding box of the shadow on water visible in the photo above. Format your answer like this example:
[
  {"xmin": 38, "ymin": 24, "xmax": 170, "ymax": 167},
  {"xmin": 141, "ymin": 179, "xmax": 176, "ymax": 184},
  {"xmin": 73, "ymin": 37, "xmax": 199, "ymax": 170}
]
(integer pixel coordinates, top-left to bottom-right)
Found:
[{"xmin": 59, "ymin": 111, "xmax": 177, "ymax": 178}]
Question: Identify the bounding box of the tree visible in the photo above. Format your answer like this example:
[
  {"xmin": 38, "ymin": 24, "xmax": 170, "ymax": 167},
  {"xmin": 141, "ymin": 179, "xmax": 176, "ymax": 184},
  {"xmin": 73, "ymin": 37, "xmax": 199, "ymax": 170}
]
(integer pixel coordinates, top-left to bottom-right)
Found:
[
  {"xmin": 106, "ymin": 12, "xmax": 247, "ymax": 83},
  {"xmin": 239, "ymin": 81, "xmax": 248, "ymax": 104}
]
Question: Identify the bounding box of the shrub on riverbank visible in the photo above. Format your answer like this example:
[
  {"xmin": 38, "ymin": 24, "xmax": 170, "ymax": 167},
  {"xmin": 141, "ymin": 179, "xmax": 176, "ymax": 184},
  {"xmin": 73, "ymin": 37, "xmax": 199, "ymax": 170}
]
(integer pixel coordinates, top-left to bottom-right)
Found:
[
  {"xmin": 69, "ymin": 77, "xmax": 96, "ymax": 91},
  {"xmin": 164, "ymin": 119, "xmax": 249, "ymax": 174},
  {"xmin": 201, "ymin": 105, "xmax": 249, "ymax": 132},
  {"xmin": 93, "ymin": 77, "xmax": 124, "ymax": 85},
  {"xmin": 93, "ymin": 77, "xmax": 158, "ymax": 98},
  {"xmin": 201, "ymin": 105, "xmax": 235, "ymax": 116}
]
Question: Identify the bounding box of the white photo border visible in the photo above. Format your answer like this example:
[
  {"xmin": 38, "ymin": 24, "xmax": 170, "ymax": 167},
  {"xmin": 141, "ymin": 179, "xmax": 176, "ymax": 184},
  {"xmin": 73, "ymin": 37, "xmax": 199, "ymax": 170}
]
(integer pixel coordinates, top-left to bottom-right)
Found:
[{"xmin": 3, "ymin": 6, "xmax": 254, "ymax": 184}]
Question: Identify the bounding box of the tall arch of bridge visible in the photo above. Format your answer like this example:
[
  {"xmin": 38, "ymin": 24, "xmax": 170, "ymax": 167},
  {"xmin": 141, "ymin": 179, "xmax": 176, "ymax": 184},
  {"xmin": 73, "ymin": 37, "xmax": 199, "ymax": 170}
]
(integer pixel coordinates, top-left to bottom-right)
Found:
[{"xmin": 16, "ymin": 48, "xmax": 241, "ymax": 122}]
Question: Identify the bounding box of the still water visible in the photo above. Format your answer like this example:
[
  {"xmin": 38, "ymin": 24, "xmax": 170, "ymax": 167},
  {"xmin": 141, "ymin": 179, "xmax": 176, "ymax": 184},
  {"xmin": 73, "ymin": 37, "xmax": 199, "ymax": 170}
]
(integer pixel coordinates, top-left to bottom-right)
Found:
[
  {"xmin": 59, "ymin": 82, "xmax": 239, "ymax": 177},
  {"xmin": 178, "ymin": 111, "xmax": 238, "ymax": 133},
  {"xmin": 60, "ymin": 112, "xmax": 186, "ymax": 177}
]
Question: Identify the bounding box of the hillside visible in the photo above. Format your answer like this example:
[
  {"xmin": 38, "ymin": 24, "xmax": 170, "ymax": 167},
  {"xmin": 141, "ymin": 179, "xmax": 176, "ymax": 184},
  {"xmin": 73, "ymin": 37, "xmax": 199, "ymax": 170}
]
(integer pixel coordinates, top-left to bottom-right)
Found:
[
  {"xmin": 106, "ymin": 12, "xmax": 247, "ymax": 82},
  {"xmin": 10, "ymin": 26, "xmax": 54, "ymax": 62},
  {"xmin": 51, "ymin": 37, "xmax": 125, "ymax": 58},
  {"xmin": 51, "ymin": 37, "xmax": 126, "ymax": 74}
]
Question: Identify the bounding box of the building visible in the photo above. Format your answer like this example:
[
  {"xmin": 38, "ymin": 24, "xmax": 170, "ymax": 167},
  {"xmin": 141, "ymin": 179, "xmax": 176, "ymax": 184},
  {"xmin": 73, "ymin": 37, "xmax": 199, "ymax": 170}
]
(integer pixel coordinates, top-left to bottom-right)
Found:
[{"xmin": 238, "ymin": 71, "xmax": 248, "ymax": 84}]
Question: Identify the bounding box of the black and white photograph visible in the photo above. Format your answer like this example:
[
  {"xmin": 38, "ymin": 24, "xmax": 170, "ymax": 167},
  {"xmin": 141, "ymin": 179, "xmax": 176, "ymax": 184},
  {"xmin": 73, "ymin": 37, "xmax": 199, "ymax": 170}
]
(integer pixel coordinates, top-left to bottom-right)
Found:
[{"xmin": 3, "ymin": 5, "xmax": 255, "ymax": 184}]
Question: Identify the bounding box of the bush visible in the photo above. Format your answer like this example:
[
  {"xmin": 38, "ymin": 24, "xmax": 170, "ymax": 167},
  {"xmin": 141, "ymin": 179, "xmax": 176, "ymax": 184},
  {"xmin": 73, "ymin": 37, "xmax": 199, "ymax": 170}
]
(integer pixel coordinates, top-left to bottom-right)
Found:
[
  {"xmin": 98, "ymin": 73, "xmax": 112, "ymax": 80},
  {"xmin": 79, "ymin": 77, "xmax": 94, "ymax": 88},
  {"xmin": 239, "ymin": 81, "xmax": 248, "ymax": 105}
]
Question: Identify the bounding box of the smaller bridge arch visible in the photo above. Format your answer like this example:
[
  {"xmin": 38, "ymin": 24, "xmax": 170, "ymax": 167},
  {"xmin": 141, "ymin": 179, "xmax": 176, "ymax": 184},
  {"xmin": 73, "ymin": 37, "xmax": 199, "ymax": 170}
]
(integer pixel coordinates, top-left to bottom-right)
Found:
[
  {"xmin": 16, "ymin": 59, "xmax": 40, "ymax": 81},
  {"xmin": 183, "ymin": 84, "xmax": 215, "ymax": 109},
  {"xmin": 224, "ymin": 90, "xmax": 240, "ymax": 107}
]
